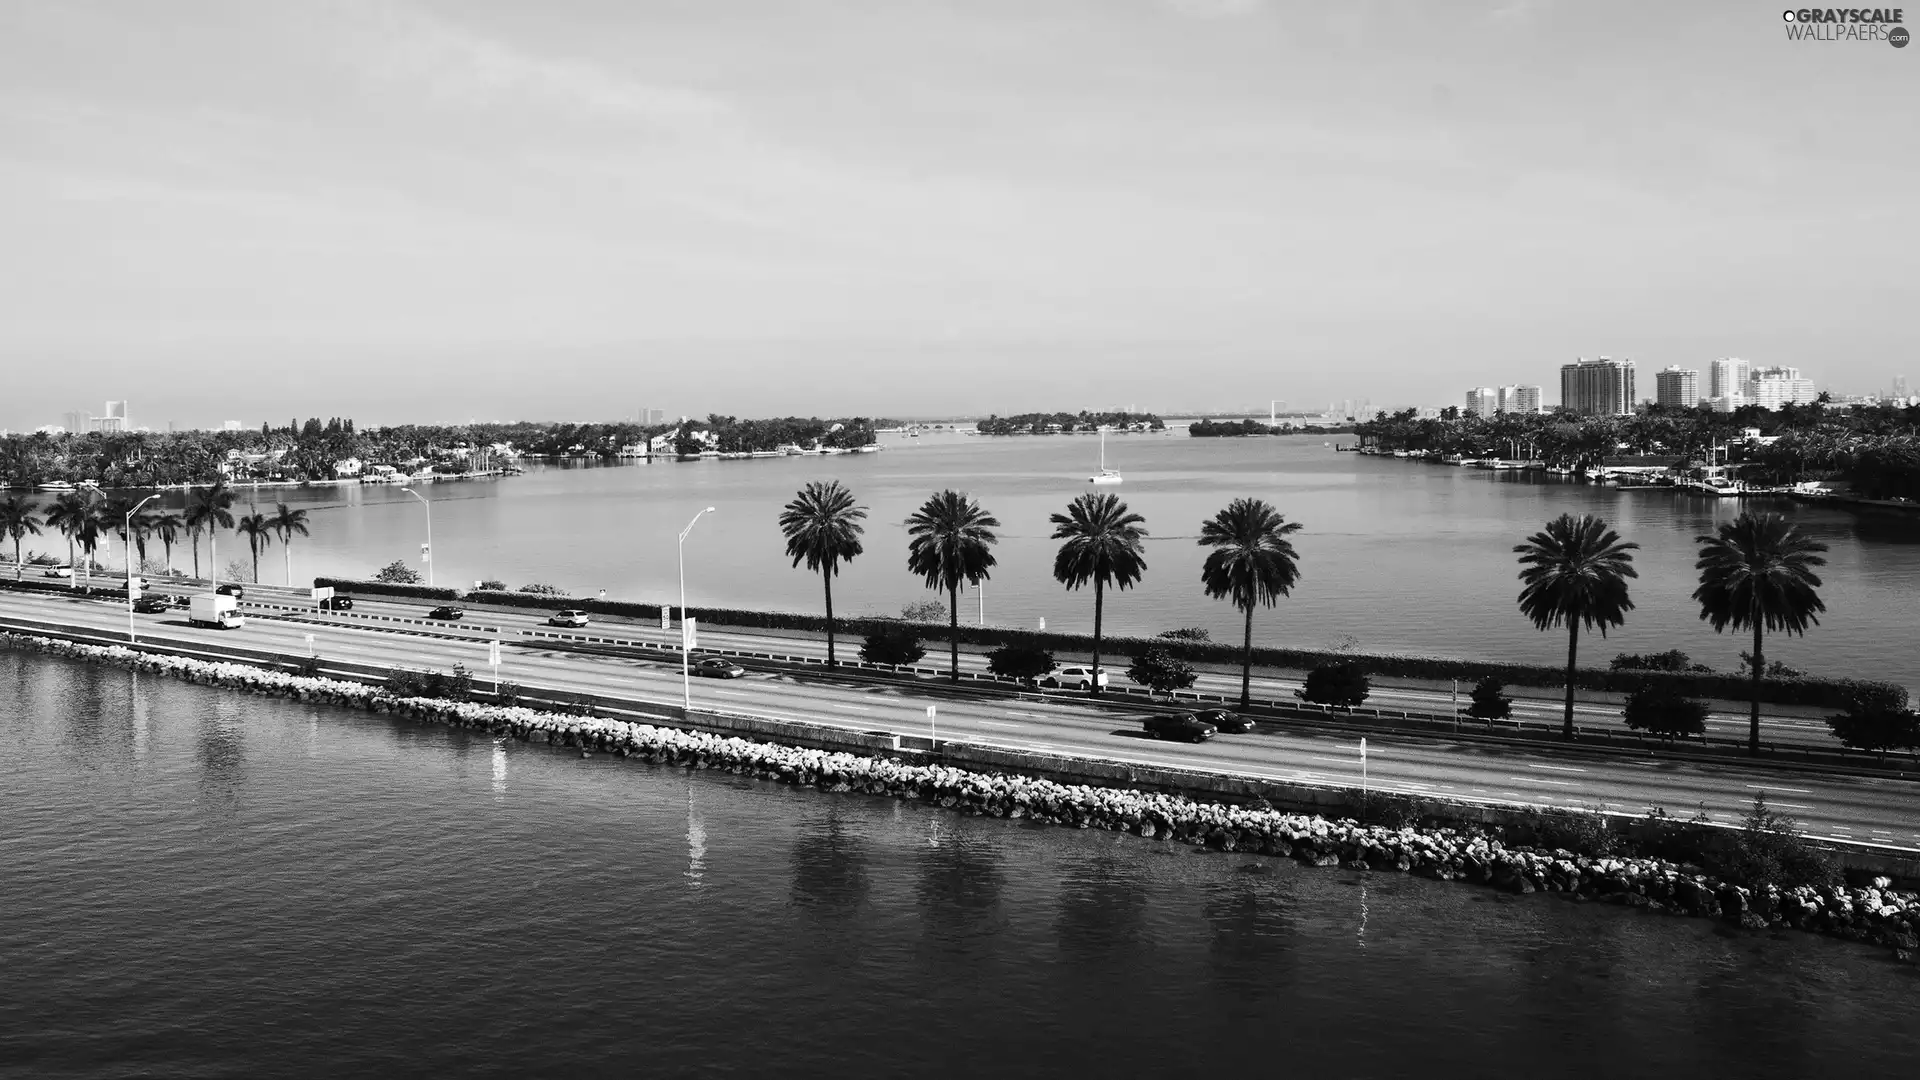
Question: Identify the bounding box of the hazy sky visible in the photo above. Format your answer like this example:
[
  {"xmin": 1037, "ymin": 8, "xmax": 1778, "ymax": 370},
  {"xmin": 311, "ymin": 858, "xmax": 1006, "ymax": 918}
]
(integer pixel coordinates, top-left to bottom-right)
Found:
[{"xmin": 1, "ymin": 0, "xmax": 1913, "ymax": 428}]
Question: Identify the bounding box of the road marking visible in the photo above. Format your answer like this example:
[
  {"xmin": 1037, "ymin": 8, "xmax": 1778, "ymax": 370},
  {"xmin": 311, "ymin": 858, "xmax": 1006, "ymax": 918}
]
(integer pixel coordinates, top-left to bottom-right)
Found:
[
  {"xmin": 1744, "ymin": 785, "xmax": 1812, "ymax": 794},
  {"xmin": 977, "ymin": 720, "xmax": 1024, "ymax": 729},
  {"xmin": 1307, "ymin": 756, "xmax": 1353, "ymax": 765},
  {"xmin": 1527, "ymin": 764, "xmax": 1587, "ymax": 773},
  {"xmin": 1471, "ymin": 788, "xmax": 1489, "ymax": 794},
  {"xmin": 1768, "ymin": 802, "xmax": 1814, "ymax": 810},
  {"xmin": 1871, "ymin": 829, "xmax": 1892, "ymax": 835},
  {"xmin": 712, "ymin": 690, "xmax": 748, "ymax": 697},
  {"xmin": 1508, "ymin": 776, "xmax": 1575, "ymax": 786},
  {"xmin": 829, "ymin": 703, "xmax": 871, "ymax": 711}
]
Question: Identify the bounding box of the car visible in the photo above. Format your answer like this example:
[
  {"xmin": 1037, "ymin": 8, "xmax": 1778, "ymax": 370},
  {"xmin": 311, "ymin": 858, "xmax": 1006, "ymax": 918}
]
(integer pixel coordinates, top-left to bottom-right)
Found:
[
  {"xmin": 319, "ymin": 596, "xmax": 354, "ymax": 611},
  {"xmin": 427, "ymin": 606, "xmax": 465, "ymax": 620},
  {"xmin": 131, "ymin": 595, "xmax": 170, "ymax": 614},
  {"xmin": 42, "ymin": 567, "xmax": 72, "ymax": 579},
  {"xmin": 1041, "ymin": 665, "xmax": 1110, "ymax": 691},
  {"xmin": 1142, "ymin": 712, "xmax": 1218, "ymax": 743},
  {"xmin": 1193, "ymin": 708, "xmax": 1255, "ymax": 734},
  {"xmin": 691, "ymin": 656, "xmax": 746, "ymax": 679},
  {"xmin": 548, "ymin": 609, "xmax": 590, "ymax": 628},
  {"xmin": 215, "ymin": 583, "xmax": 244, "ymax": 599}
]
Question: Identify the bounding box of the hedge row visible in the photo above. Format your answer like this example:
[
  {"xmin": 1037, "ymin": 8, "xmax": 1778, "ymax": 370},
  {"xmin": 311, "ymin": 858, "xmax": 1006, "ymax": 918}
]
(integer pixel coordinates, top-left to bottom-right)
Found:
[
  {"xmin": 310, "ymin": 578, "xmax": 1907, "ymax": 710},
  {"xmin": 313, "ymin": 576, "xmax": 460, "ymax": 601}
]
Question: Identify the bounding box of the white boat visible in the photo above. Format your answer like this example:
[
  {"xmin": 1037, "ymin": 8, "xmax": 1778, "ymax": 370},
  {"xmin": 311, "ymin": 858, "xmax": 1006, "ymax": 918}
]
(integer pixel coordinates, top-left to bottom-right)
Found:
[
  {"xmin": 36, "ymin": 481, "xmax": 76, "ymax": 492},
  {"xmin": 1088, "ymin": 428, "xmax": 1123, "ymax": 485}
]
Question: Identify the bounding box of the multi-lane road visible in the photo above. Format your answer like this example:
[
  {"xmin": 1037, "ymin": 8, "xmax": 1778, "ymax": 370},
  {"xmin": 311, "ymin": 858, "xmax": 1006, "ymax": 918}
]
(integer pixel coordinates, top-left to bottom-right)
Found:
[{"xmin": 4, "ymin": 587, "xmax": 1915, "ymax": 853}]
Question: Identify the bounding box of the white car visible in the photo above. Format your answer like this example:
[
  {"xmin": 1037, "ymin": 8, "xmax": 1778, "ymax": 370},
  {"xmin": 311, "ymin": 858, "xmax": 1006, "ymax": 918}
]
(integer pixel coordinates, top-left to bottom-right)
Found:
[
  {"xmin": 42, "ymin": 566, "xmax": 73, "ymax": 578},
  {"xmin": 548, "ymin": 609, "xmax": 590, "ymax": 628},
  {"xmin": 1042, "ymin": 665, "xmax": 1110, "ymax": 690}
]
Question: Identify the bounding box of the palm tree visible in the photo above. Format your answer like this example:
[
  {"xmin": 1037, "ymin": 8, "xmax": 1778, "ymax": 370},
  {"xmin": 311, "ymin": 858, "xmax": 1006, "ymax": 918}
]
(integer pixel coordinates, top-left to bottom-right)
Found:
[
  {"xmin": 96, "ymin": 494, "xmax": 141, "ymax": 574},
  {"xmin": 236, "ymin": 511, "xmax": 273, "ymax": 584},
  {"xmin": 1198, "ymin": 498, "xmax": 1304, "ymax": 709},
  {"xmin": 147, "ymin": 508, "xmax": 183, "ymax": 576},
  {"xmin": 269, "ymin": 502, "xmax": 311, "ymax": 586},
  {"xmin": 1048, "ymin": 492, "xmax": 1148, "ymax": 698},
  {"xmin": 777, "ymin": 480, "xmax": 867, "ymax": 668},
  {"xmin": 905, "ymin": 490, "xmax": 1000, "ymax": 683},
  {"xmin": 184, "ymin": 480, "xmax": 235, "ymax": 580},
  {"xmin": 0, "ymin": 496, "xmax": 42, "ymax": 580},
  {"xmin": 1514, "ymin": 513, "xmax": 1639, "ymax": 738},
  {"xmin": 1692, "ymin": 512, "xmax": 1827, "ymax": 756},
  {"xmin": 73, "ymin": 504, "xmax": 104, "ymax": 588},
  {"xmin": 42, "ymin": 491, "xmax": 91, "ymax": 591}
]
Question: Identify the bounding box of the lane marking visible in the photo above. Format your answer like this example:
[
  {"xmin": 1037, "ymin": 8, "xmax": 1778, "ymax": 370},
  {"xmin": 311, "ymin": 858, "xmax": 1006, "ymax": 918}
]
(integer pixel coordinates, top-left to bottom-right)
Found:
[
  {"xmin": 828, "ymin": 703, "xmax": 872, "ymax": 711},
  {"xmin": 1508, "ymin": 776, "xmax": 1575, "ymax": 786},
  {"xmin": 1527, "ymin": 764, "xmax": 1587, "ymax": 773},
  {"xmin": 1745, "ymin": 785, "xmax": 1812, "ymax": 794},
  {"xmin": 977, "ymin": 720, "xmax": 1024, "ymax": 729},
  {"xmin": 1768, "ymin": 802, "xmax": 1814, "ymax": 810}
]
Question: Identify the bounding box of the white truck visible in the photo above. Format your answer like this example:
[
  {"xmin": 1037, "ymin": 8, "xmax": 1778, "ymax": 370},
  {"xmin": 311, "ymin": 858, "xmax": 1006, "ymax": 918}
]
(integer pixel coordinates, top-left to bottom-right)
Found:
[{"xmin": 189, "ymin": 593, "xmax": 245, "ymax": 630}]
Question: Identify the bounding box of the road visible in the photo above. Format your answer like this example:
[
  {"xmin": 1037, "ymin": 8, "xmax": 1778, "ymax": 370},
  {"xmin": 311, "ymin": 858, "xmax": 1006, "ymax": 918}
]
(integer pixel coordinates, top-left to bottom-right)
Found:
[{"xmin": 4, "ymin": 587, "xmax": 1916, "ymax": 853}]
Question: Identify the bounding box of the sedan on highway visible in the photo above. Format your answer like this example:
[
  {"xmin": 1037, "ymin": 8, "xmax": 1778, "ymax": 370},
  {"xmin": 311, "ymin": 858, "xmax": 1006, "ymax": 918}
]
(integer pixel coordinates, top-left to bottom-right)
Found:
[
  {"xmin": 1194, "ymin": 708, "xmax": 1256, "ymax": 734},
  {"xmin": 319, "ymin": 596, "xmax": 354, "ymax": 611},
  {"xmin": 1041, "ymin": 665, "xmax": 1110, "ymax": 690},
  {"xmin": 691, "ymin": 656, "xmax": 746, "ymax": 679},
  {"xmin": 131, "ymin": 595, "xmax": 171, "ymax": 614},
  {"xmin": 1142, "ymin": 712, "xmax": 1218, "ymax": 743},
  {"xmin": 426, "ymin": 606, "xmax": 465, "ymax": 621},
  {"xmin": 42, "ymin": 567, "xmax": 72, "ymax": 579},
  {"xmin": 216, "ymin": 583, "xmax": 245, "ymax": 599},
  {"xmin": 548, "ymin": 609, "xmax": 590, "ymax": 628}
]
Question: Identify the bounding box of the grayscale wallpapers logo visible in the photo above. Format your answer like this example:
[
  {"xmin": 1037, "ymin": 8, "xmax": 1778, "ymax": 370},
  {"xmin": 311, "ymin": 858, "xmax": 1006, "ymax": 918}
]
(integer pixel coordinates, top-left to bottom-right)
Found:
[{"xmin": 1782, "ymin": 8, "xmax": 1908, "ymax": 45}]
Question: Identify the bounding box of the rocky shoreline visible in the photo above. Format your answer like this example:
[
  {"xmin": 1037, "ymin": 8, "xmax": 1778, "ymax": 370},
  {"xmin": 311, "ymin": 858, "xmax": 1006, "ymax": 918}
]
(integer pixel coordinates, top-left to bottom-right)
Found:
[{"xmin": 8, "ymin": 630, "xmax": 1919, "ymax": 963}]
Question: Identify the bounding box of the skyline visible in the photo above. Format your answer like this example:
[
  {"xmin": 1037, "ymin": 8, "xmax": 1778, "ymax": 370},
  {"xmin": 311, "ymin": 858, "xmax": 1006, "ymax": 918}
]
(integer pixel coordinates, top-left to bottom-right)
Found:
[{"xmin": 2, "ymin": 1, "xmax": 1915, "ymax": 427}]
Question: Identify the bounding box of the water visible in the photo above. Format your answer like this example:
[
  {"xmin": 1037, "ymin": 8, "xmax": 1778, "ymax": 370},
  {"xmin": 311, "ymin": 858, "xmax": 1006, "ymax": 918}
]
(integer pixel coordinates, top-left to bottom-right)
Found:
[
  {"xmin": 144, "ymin": 430, "xmax": 1920, "ymax": 681},
  {"xmin": 4, "ymin": 651, "xmax": 1916, "ymax": 1077}
]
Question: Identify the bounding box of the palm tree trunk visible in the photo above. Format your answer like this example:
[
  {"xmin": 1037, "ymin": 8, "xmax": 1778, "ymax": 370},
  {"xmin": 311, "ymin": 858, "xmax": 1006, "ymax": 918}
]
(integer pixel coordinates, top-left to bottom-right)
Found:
[
  {"xmin": 13, "ymin": 538, "xmax": 20, "ymax": 581},
  {"xmin": 250, "ymin": 543, "xmax": 259, "ymax": 584},
  {"xmin": 67, "ymin": 537, "xmax": 76, "ymax": 590},
  {"xmin": 1090, "ymin": 577, "xmax": 1104, "ymax": 698},
  {"xmin": 163, "ymin": 539, "xmax": 172, "ymax": 575},
  {"xmin": 822, "ymin": 569, "xmax": 836, "ymax": 668},
  {"xmin": 1749, "ymin": 621, "xmax": 1764, "ymax": 757},
  {"xmin": 948, "ymin": 583, "xmax": 960, "ymax": 683},
  {"xmin": 190, "ymin": 530, "xmax": 200, "ymax": 578},
  {"xmin": 1562, "ymin": 621, "xmax": 1579, "ymax": 739},
  {"xmin": 1239, "ymin": 601, "xmax": 1254, "ymax": 710},
  {"xmin": 284, "ymin": 541, "xmax": 292, "ymax": 586}
]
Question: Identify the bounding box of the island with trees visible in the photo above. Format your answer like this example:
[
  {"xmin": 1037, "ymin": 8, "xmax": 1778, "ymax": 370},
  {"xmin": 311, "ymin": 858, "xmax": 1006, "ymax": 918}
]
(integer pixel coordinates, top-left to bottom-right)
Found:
[{"xmin": 974, "ymin": 411, "xmax": 1164, "ymax": 436}]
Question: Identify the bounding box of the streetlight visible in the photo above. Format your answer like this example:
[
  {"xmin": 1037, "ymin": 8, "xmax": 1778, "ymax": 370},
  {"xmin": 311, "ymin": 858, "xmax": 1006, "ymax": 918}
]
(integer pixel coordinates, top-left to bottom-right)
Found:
[
  {"xmin": 399, "ymin": 487, "xmax": 434, "ymax": 587},
  {"xmin": 125, "ymin": 493, "xmax": 159, "ymax": 643},
  {"xmin": 678, "ymin": 506, "xmax": 716, "ymax": 712}
]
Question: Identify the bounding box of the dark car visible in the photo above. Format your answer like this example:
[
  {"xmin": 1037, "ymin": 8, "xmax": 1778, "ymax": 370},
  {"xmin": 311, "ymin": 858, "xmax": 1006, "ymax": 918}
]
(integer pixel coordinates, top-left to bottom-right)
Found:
[
  {"xmin": 1142, "ymin": 712, "xmax": 1218, "ymax": 743},
  {"xmin": 426, "ymin": 606, "xmax": 464, "ymax": 620},
  {"xmin": 319, "ymin": 596, "xmax": 354, "ymax": 611},
  {"xmin": 215, "ymin": 583, "xmax": 244, "ymax": 599},
  {"xmin": 131, "ymin": 595, "xmax": 170, "ymax": 614},
  {"xmin": 691, "ymin": 656, "xmax": 746, "ymax": 679},
  {"xmin": 1194, "ymin": 708, "xmax": 1255, "ymax": 734}
]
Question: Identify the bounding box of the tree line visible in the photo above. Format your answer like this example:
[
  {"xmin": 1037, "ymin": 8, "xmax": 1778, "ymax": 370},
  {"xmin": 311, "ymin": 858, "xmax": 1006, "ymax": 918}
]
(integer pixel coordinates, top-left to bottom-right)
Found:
[
  {"xmin": 0, "ymin": 479, "xmax": 309, "ymax": 588},
  {"xmin": 974, "ymin": 411, "xmax": 1165, "ymax": 435}
]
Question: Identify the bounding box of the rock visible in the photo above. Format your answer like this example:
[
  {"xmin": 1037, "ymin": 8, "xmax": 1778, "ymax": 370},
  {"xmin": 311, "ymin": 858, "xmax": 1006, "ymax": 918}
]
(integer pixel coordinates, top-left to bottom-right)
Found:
[{"xmin": 1739, "ymin": 912, "xmax": 1771, "ymax": 931}]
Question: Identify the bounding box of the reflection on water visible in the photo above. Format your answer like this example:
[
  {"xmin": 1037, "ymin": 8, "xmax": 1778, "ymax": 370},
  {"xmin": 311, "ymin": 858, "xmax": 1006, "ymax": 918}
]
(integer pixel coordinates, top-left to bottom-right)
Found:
[
  {"xmin": 789, "ymin": 808, "xmax": 870, "ymax": 917},
  {"xmin": 686, "ymin": 784, "xmax": 707, "ymax": 887},
  {"xmin": 491, "ymin": 741, "xmax": 508, "ymax": 797},
  {"xmin": 1055, "ymin": 848, "xmax": 1149, "ymax": 962},
  {"xmin": 195, "ymin": 694, "xmax": 245, "ymax": 811}
]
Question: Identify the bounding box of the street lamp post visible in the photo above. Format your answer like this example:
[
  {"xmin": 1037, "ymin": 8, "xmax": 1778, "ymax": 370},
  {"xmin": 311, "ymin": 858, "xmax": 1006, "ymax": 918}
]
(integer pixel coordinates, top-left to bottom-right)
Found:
[
  {"xmin": 678, "ymin": 506, "xmax": 716, "ymax": 712},
  {"xmin": 399, "ymin": 487, "xmax": 434, "ymax": 587},
  {"xmin": 125, "ymin": 493, "xmax": 159, "ymax": 643}
]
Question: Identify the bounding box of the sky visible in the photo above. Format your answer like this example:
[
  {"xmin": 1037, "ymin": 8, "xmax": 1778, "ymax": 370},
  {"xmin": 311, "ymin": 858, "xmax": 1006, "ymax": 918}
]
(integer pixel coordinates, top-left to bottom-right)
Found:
[{"xmin": 0, "ymin": 0, "xmax": 1913, "ymax": 428}]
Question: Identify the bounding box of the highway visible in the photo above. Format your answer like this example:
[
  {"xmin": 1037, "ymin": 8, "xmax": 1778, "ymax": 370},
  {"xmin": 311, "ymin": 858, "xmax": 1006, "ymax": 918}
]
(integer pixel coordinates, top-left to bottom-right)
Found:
[{"xmin": 5, "ymin": 587, "xmax": 1917, "ymax": 852}]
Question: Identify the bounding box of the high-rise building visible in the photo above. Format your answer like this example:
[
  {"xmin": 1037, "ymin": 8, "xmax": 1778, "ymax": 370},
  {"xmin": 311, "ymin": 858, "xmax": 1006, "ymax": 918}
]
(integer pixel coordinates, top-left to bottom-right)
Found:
[
  {"xmin": 1497, "ymin": 385, "xmax": 1543, "ymax": 414},
  {"xmin": 1748, "ymin": 366, "xmax": 1816, "ymax": 410},
  {"xmin": 88, "ymin": 400, "xmax": 129, "ymax": 433},
  {"xmin": 1895, "ymin": 376, "xmax": 1911, "ymax": 399},
  {"xmin": 62, "ymin": 411, "xmax": 85, "ymax": 434},
  {"xmin": 1709, "ymin": 358, "xmax": 1749, "ymax": 403},
  {"xmin": 1465, "ymin": 387, "xmax": 1497, "ymax": 418},
  {"xmin": 1559, "ymin": 357, "xmax": 1636, "ymax": 416},
  {"xmin": 1654, "ymin": 367, "xmax": 1700, "ymax": 409}
]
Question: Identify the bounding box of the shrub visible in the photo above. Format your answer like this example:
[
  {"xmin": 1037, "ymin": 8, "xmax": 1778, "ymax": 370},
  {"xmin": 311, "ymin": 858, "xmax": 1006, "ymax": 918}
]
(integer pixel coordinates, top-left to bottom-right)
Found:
[
  {"xmin": 384, "ymin": 667, "xmax": 427, "ymax": 697},
  {"xmin": 291, "ymin": 655, "xmax": 323, "ymax": 678},
  {"xmin": 477, "ymin": 578, "xmax": 507, "ymax": 591},
  {"xmin": 221, "ymin": 558, "xmax": 255, "ymax": 584},
  {"xmin": 1157, "ymin": 627, "xmax": 1211, "ymax": 642},
  {"xmin": 1466, "ymin": 677, "xmax": 1513, "ymax": 720},
  {"xmin": 1720, "ymin": 794, "xmax": 1841, "ymax": 891},
  {"xmin": 1508, "ymin": 806, "xmax": 1616, "ymax": 857},
  {"xmin": 519, "ymin": 583, "xmax": 567, "ymax": 596},
  {"xmin": 900, "ymin": 599, "xmax": 947, "ymax": 623},
  {"xmin": 860, "ymin": 625, "xmax": 927, "ymax": 668},
  {"xmin": 374, "ymin": 559, "xmax": 424, "ymax": 584},
  {"xmin": 1610, "ymin": 649, "xmax": 1709, "ymax": 673},
  {"xmin": 1127, "ymin": 647, "xmax": 1198, "ymax": 696},
  {"xmin": 986, "ymin": 640, "xmax": 1055, "ymax": 684},
  {"xmin": 316, "ymin": 576, "xmax": 460, "ymax": 601},
  {"xmin": 1621, "ymin": 684, "xmax": 1710, "ymax": 740},
  {"xmin": 1739, "ymin": 652, "xmax": 1805, "ymax": 679},
  {"xmin": 1825, "ymin": 692, "xmax": 1920, "ymax": 758},
  {"xmin": 443, "ymin": 663, "xmax": 474, "ymax": 702},
  {"xmin": 1298, "ymin": 663, "xmax": 1370, "ymax": 708},
  {"xmin": 496, "ymin": 681, "xmax": 522, "ymax": 707},
  {"xmin": 26, "ymin": 551, "xmax": 60, "ymax": 566}
]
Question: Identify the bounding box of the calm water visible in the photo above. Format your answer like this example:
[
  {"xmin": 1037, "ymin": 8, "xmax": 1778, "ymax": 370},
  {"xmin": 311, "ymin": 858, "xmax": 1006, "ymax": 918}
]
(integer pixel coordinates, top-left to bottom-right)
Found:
[
  {"xmin": 143, "ymin": 431, "xmax": 1920, "ymax": 681},
  {"xmin": 4, "ymin": 651, "xmax": 1917, "ymax": 1078}
]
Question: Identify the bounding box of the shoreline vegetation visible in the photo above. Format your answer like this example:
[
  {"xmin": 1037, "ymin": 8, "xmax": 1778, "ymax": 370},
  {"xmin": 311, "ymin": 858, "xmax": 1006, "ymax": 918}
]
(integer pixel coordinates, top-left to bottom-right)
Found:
[
  {"xmin": 1350, "ymin": 400, "xmax": 1920, "ymax": 503},
  {"xmin": 973, "ymin": 411, "xmax": 1165, "ymax": 435},
  {"xmin": 7, "ymin": 629, "xmax": 1918, "ymax": 964}
]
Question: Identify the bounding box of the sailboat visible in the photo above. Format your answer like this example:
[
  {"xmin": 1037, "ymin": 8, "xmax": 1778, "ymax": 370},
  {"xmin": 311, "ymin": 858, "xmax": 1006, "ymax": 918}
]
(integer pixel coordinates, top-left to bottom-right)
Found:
[{"xmin": 1088, "ymin": 428, "xmax": 1123, "ymax": 485}]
